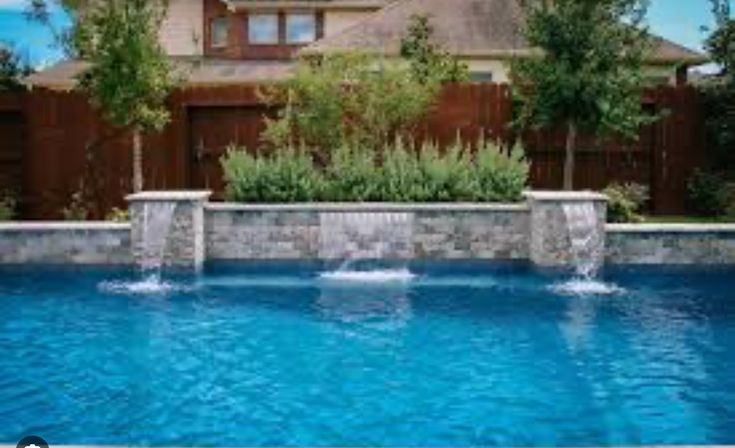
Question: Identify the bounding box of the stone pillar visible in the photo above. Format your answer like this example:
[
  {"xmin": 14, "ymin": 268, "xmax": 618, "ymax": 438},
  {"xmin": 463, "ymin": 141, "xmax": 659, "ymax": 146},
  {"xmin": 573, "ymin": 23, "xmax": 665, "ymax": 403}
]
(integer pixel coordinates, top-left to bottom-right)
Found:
[
  {"xmin": 126, "ymin": 191, "xmax": 212, "ymax": 271},
  {"xmin": 524, "ymin": 191, "xmax": 608, "ymax": 268}
]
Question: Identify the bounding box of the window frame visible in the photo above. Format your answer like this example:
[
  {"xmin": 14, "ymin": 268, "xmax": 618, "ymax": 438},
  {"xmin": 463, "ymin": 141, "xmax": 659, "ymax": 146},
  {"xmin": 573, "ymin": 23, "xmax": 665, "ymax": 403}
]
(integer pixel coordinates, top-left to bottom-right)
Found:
[
  {"xmin": 285, "ymin": 12, "xmax": 317, "ymax": 44},
  {"xmin": 248, "ymin": 13, "xmax": 280, "ymax": 45},
  {"xmin": 209, "ymin": 17, "xmax": 229, "ymax": 49}
]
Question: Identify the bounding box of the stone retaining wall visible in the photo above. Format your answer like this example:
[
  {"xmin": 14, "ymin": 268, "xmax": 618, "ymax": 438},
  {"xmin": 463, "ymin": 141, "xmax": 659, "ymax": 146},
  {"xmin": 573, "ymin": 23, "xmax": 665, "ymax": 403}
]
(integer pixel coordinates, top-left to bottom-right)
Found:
[
  {"xmin": 0, "ymin": 222, "xmax": 131, "ymax": 265},
  {"xmin": 205, "ymin": 203, "xmax": 531, "ymax": 261},
  {"xmin": 606, "ymin": 224, "xmax": 735, "ymax": 264}
]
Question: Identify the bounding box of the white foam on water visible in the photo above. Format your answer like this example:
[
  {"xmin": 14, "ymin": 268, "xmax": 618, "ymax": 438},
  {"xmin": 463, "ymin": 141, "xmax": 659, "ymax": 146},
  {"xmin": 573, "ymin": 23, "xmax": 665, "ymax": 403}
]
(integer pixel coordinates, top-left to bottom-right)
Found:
[
  {"xmin": 550, "ymin": 278, "xmax": 626, "ymax": 297},
  {"xmin": 98, "ymin": 275, "xmax": 186, "ymax": 295},
  {"xmin": 319, "ymin": 268, "xmax": 416, "ymax": 283}
]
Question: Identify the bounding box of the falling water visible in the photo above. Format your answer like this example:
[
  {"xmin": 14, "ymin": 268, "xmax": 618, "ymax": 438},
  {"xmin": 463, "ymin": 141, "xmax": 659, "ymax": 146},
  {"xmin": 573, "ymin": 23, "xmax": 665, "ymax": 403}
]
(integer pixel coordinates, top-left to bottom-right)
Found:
[
  {"xmin": 562, "ymin": 202, "xmax": 603, "ymax": 279},
  {"xmin": 552, "ymin": 203, "xmax": 623, "ymax": 296},
  {"xmin": 140, "ymin": 202, "xmax": 177, "ymax": 274},
  {"xmin": 318, "ymin": 212, "xmax": 415, "ymax": 282}
]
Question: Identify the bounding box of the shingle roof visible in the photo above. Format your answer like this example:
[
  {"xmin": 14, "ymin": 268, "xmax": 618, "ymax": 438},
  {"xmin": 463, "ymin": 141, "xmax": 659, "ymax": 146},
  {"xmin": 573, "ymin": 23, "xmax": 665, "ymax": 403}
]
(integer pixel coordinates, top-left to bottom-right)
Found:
[
  {"xmin": 25, "ymin": 58, "xmax": 296, "ymax": 90},
  {"xmin": 304, "ymin": 0, "xmax": 708, "ymax": 65}
]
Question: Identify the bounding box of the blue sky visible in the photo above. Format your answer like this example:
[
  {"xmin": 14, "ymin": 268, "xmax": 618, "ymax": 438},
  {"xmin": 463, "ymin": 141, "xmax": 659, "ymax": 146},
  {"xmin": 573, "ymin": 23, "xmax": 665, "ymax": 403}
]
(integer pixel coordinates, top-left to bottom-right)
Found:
[{"xmin": 0, "ymin": 0, "xmax": 724, "ymax": 67}]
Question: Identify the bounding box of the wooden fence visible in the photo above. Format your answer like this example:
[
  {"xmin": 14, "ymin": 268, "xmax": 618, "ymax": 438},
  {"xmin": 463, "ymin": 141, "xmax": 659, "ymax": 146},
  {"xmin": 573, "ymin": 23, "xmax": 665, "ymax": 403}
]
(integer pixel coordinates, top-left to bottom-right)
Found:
[{"xmin": 0, "ymin": 83, "xmax": 704, "ymax": 219}]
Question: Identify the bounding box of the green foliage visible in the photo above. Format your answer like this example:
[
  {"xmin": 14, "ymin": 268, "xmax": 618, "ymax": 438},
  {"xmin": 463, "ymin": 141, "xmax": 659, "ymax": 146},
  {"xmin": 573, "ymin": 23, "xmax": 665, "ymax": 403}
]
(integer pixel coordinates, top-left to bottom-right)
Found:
[
  {"xmin": 61, "ymin": 190, "xmax": 89, "ymax": 221},
  {"xmin": 687, "ymin": 169, "xmax": 731, "ymax": 217},
  {"xmin": 261, "ymin": 53, "xmax": 438, "ymax": 155},
  {"xmin": 0, "ymin": 192, "xmax": 16, "ymax": 221},
  {"xmin": 706, "ymin": 0, "xmax": 734, "ymax": 78},
  {"xmin": 400, "ymin": 14, "xmax": 469, "ymax": 84},
  {"xmin": 603, "ymin": 182, "xmax": 650, "ymax": 223},
  {"xmin": 324, "ymin": 144, "xmax": 382, "ymax": 201},
  {"xmin": 76, "ymin": 0, "xmax": 178, "ymax": 133},
  {"xmin": 222, "ymin": 146, "xmax": 325, "ymax": 203},
  {"xmin": 222, "ymin": 139, "xmax": 530, "ymax": 203},
  {"xmin": 474, "ymin": 140, "xmax": 530, "ymax": 202},
  {"xmin": 701, "ymin": 2, "xmax": 735, "ymax": 175},
  {"xmin": 105, "ymin": 207, "xmax": 130, "ymax": 222},
  {"xmin": 0, "ymin": 45, "xmax": 31, "ymax": 92},
  {"xmin": 512, "ymin": 0, "xmax": 654, "ymax": 189}
]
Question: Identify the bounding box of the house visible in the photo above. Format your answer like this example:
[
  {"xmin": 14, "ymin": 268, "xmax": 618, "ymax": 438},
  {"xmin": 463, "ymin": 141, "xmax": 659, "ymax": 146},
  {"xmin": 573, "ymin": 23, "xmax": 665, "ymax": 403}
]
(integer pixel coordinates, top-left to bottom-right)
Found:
[{"xmin": 27, "ymin": 0, "xmax": 707, "ymax": 89}]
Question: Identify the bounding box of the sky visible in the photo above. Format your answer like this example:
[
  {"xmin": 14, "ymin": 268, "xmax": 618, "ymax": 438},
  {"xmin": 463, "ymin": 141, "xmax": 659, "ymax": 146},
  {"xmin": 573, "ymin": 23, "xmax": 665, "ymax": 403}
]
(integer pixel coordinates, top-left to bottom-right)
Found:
[{"xmin": 0, "ymin": 0, "xmax": 725, "ymax": 68}]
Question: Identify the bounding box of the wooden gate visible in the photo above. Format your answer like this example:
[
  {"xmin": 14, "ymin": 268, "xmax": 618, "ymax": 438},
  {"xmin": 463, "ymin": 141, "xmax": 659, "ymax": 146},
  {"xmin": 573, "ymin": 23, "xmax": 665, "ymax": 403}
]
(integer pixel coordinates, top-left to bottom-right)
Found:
[{"xmin": 188, "ymin": 105, "xmax": 273, "ymax": 196}]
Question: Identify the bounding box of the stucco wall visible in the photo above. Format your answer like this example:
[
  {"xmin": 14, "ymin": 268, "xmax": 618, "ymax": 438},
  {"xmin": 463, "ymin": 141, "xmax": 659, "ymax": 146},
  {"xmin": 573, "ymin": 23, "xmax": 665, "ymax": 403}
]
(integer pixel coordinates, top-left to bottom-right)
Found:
[
  {"xmin": 205, "ymin": 204, "xmax": 531, "ymax": 261},
  {"xmin": 160, "ymin": 0, "xmax": 204, "ymax": 56},
  {"xmin": 0, "ymin": 223, "xmax": 131, "ymax": 265},
  {"xmin": 606, "ymin": 224, "xmax": 735, "ymax": 265},
  {"xmin": 323, "ymin": 11, "xmax": 373, "ymax": 37}
]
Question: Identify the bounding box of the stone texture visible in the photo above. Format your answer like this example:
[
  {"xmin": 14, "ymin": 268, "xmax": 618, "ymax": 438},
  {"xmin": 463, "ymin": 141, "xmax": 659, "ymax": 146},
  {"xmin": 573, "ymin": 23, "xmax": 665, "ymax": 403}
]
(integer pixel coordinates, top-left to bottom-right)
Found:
[
  {"xmin": 205, "ymin": 204, "xmax": 530, "ymax": 261},
  {"xmin": 525, "ymin": 191, "xmax": 608, "ymax": 268},
  {"xmin": 127, "ymin": 191, "xmax": 211, "ymax": 270},
  {"xmin": 0, "ymin": 223, "xmax": 131, "ymax": 265},
  {"xmin": 606, "ymin": 224, "xmax": 735, "ymax": 264}
]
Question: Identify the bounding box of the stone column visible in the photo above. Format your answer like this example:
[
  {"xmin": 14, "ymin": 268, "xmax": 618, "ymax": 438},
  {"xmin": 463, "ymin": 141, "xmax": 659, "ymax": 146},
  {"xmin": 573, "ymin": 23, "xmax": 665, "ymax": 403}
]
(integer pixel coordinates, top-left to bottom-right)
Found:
[
  {"xmin": 126, "ymin": 191, "xmax": 212, "ymax": 271},
  {"xmin": 524, "ymin": 191, "xmax": 608, "ymax": 268}
]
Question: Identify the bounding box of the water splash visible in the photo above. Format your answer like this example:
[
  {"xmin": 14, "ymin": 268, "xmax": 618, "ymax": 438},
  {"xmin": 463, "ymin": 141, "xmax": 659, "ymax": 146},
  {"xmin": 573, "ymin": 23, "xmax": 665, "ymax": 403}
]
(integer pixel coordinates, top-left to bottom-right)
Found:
[
  {"xmin": 98, "ymin": 275, "xmax": 186, "ymax": 295},
  {"xmin": 319, "ymin": 212, "xmax": 415, "ymax": 283},
  {"xmin": 319, "ymin": 268, "xmax": 416, "ymax": 283},
  {"xmin": 551, "ymin": 278, "xmax": 625, "ymax": 297}
]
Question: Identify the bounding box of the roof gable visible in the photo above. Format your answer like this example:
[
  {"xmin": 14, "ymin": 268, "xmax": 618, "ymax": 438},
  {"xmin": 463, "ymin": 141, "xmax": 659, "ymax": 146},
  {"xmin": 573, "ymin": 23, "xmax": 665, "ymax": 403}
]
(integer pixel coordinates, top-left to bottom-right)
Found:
[{"xmin": 304, "ymin": 0, "xmax": 707, "ymax": 65}]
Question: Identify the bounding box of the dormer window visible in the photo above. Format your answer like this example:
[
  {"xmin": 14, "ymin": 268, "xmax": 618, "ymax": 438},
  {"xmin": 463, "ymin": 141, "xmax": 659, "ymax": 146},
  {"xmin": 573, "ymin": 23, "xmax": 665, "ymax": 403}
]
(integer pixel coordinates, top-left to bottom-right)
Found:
[
  {"xmin": 249, "ymin": 14, "xmax": 279, "ymax": 44},
  {"xmin": 210, "ymin": 17, "xmax": 229, "ymax": 48},
  {"xmin": 286, "ymin": 13, "xmax": 317, "ymax": 44}
]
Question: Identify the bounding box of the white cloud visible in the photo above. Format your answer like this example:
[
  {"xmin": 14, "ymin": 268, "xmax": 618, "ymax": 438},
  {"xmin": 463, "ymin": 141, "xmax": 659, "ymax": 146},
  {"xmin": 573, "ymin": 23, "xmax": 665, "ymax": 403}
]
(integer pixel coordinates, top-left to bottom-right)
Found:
[{"xmin": 0, "ymin": 0, "xmax": 26, "ymax": 11}]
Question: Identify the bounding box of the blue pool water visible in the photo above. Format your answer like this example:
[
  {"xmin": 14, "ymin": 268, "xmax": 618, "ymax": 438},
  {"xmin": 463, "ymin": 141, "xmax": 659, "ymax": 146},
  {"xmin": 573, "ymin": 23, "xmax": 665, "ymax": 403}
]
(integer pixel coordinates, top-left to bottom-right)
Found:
[{"xmin": 0, "ymin": 262, "xmax": 734, "ymax": 446}]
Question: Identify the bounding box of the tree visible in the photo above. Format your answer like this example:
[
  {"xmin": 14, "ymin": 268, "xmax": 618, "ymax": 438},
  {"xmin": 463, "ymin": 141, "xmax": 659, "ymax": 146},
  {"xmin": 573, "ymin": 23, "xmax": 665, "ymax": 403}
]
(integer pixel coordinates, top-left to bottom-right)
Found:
[
  {"xmin": 512, "ymin": 0, "xmax": 653, "ymax": 190},
  {"xmin": 75, "ymin": 0, "xmax": 178, "ymax": 192},
  {"xmin": 701, "ymin": 0, "xmax": 735, "ymax": 173},
  {"xmin": 400, "ymin": 14, "xmax": 469, "ymax": 84},
  {"xmin": 262, "ymin": 53, "xmax": 438, "ymax": 157},
  {"xmin": 0, "ymin": 45, "xmax": 32, "ymax": 91}
]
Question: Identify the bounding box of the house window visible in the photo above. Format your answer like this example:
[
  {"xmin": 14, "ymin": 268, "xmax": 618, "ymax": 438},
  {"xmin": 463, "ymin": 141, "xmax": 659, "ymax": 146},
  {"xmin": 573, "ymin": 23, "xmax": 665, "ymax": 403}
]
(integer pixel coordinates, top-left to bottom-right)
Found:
[
  {"xmin": 286, "ymin": 13, "xmax": 316, "ymax": 44},
  {"xmin": 210, "ymin": 17, "xmax": 229, "ymax": 48},
  {"xmin": 470, "ymin": 72, "xmax": 494, "ymax": 83},
  {"xmin": 249, "ymin": 14, "xmax": 279, "ymax": 44}
]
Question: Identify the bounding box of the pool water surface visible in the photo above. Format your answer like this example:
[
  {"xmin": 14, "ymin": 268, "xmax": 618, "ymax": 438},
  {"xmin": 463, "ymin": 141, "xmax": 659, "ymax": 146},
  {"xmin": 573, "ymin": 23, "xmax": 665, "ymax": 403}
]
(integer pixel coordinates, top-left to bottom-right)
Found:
[{"xmin": 0, "ymin": 262, "xmax": 733, "ymax": 446}]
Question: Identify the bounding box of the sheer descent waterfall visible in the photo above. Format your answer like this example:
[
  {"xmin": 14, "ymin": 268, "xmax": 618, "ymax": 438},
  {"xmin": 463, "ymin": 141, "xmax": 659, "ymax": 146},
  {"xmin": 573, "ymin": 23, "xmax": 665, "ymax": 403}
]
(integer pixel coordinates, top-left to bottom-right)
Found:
[
  {"xmin": 140, "ymin": 202, "xmax": 177, "ymax": 273},
  {"xmin": 562, "ymin": 202, "xmax": 604, "ymax": 278}
]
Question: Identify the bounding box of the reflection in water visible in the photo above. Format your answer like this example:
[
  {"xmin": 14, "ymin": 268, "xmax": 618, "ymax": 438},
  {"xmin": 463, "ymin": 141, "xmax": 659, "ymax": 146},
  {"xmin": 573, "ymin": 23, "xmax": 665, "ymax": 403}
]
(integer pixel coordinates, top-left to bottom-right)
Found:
[{"xmin": 314, "ymin": 280, "xmax": 414, "ymax": 343}]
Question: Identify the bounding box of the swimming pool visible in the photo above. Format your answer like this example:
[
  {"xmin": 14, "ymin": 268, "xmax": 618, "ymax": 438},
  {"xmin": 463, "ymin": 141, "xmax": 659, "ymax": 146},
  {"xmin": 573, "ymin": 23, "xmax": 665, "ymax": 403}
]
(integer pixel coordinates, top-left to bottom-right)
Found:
[{"xmin": 0, "ymin": 262, "xmax": 733, "ymax": 446}]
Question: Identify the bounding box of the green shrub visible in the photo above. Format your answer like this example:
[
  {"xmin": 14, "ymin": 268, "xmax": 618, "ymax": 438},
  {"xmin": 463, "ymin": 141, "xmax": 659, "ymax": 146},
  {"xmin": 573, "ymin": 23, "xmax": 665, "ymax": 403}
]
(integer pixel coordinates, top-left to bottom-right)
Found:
[
  {"xmin": 416, "ymin": 141, "xmax": 475, "ymax": 202},
  {"xmin": 0, "ymin": 192, "xmax": 16, "ymax": 221},
  {"xmin": 324, "ymin": 144, "xmax": 381, "ymax": 201},
  {"xmin": 379, "ymin": 139, "xmax": 426, "ymax": 201},
  {"xmin": 222, "ymin": 146, "xmax": 325, "ymax": 203},
  {"xmin": 603, "ymin": 182, "xmax": 649, "ymax": 223},
  {"xmin": 61, "ymin": 190, "xmax": 89, "ymax": 221},
  {"xmin": 221, "ymin": 139, "xmax": 530, "ymax": 203},
  {"xmin": 687, "ymin": 169, "xmax": 730, "ymax": 217},
  {"xmin": 473, "ymin": 140, "xmax": 530, "ymax": 202},
  {"xmin": 105, "ymin": 207, "xmax": 130, "ymax": 222}
]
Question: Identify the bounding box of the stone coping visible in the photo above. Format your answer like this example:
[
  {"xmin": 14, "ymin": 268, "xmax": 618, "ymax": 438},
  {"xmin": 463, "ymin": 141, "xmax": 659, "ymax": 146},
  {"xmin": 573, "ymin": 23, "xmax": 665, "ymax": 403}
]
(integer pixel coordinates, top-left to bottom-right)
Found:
[
  {"xmin": 205, "ymin": 202, "xmax": 530, "ymax": 212},
  {"xmin": 608, "ymin": 223, "xmax": 735, "ymax": 233},
  {"xmin": 524, "ymin": 190, "xmax": 609, "ymax": 202},
  {"xmin": 0, "ymin": 222, "xmax": 131, "ymax": 231},
  {"xmin": 126, "ymin": 191, "xmax": 212, "ymax": 202}
]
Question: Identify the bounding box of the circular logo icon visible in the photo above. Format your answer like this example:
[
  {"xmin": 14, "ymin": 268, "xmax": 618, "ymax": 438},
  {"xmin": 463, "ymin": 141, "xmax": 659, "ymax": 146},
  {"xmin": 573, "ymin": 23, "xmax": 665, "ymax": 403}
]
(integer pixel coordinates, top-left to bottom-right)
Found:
[{"xmin": 16, "ymin": 436, "xmax": 48, "ymax": 448}]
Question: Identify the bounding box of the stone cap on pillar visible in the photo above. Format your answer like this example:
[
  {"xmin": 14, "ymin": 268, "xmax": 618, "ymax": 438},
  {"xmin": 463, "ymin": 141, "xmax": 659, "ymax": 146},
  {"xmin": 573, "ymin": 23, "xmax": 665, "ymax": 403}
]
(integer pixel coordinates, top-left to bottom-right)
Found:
[
  {"xmin": 126, "ymin": 191, "xmax": 212, "ymax": 203},
  {"xmin": 523, "ymin": 190, "xmax": 609, "ymax": 202}
]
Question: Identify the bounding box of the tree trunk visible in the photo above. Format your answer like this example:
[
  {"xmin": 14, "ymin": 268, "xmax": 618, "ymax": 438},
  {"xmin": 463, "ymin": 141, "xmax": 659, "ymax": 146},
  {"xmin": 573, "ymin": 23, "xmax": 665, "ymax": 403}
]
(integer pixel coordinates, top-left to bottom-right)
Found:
[
  {"xmin": 132, "ymin": 129, "xmax": 144, "ymax": 193},
  {"xmin": 563, "ymin": 121, "xmax": 578, "ymax": 191}
]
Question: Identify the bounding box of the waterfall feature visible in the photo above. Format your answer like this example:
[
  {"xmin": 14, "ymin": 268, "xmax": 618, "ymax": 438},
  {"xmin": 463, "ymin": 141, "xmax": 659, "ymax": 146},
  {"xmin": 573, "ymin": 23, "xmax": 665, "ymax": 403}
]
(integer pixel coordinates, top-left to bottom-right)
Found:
[
  {"xmin": 562, "ymin": 202, "xmax": 604, "ymax": 279},
  {"xmin": 319, "ymin": 212, "xmax": 415, "ymax": 282},
  {"xmin": 140, "ymin": 202, "xmax": 177, "ymax": 273}
]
